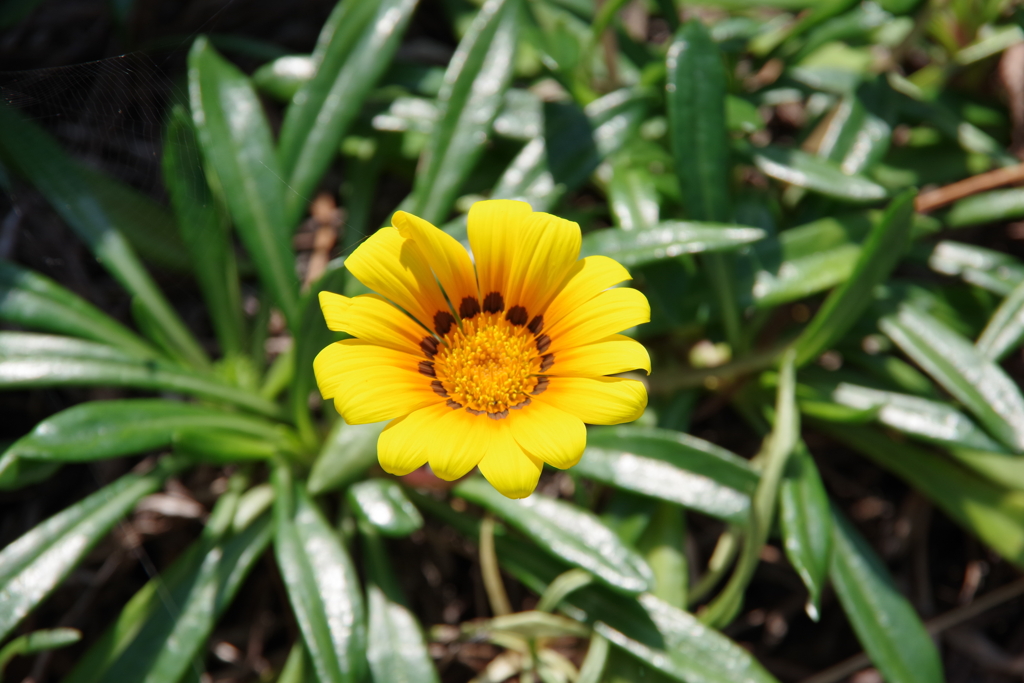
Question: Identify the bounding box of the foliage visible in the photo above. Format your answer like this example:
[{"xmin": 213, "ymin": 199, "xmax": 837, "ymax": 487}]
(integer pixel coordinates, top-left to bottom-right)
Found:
[{"xmin": 2, "ymin": 0, "xmax": 1024, "ymax": 680}]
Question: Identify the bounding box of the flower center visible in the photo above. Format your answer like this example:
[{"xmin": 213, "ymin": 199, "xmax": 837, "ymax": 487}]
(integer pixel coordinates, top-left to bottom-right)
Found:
[{"xmin": 433, "ymin": 312, "xmax": 540, "ymax": 416}]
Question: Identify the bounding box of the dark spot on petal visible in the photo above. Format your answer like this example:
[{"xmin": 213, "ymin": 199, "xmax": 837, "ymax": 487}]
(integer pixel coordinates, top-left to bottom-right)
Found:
[
  {"xmin": 418, "ymin": 361, "xmax": 436, "ymax": 377},
  {"xmin": 527, "ymin": 315, "xmax": 544, "ymax": 334},
  {"xmin": 446, "ymin": 399, "xmax": 463, "ymax": 409},
  {"xmin": 434, "ymin": 311, "xmax": 456, "ymax": 335},
  {"xmin": 465, "ymin": 407, "xmax": 485, "ymax": 416},
  {"xmin": 487, "ymin": 410, "xmax": 509, "ymax": 420},
  {"xmin": 532, "ymin": 376, "xmax": 549, "ymax": 395},
  {"xmin": 506, "ymin": 305, "xmax": 528, "ymax": 326},
  {"xmin": 540, "ymin": 354, "xmax": 554, "ymax": 371},
  {"xmin": 511, "ymin": 397, "xmax": 531, "ymax": 409},
  {"xmin": 431, "ymin": 381, "xmax": 449, "ymax": 397},
  {"xmin": 483, "ymin": 291, "xmax": 504, "ymax": 313},
  {"xmin": 459, "ymin": 297, "xmax": 481, "ymax": 319},
  {"xmin": 420, "ymin": 336, "xmax": 438, "ymax": 358},
  {"xmin": 535, "ymin": 334, "xmax": 551, "ymax": 353}
]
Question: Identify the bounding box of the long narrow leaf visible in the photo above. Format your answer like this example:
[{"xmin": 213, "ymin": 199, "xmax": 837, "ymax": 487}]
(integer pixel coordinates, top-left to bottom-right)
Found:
[{"xmin": 189, "ymin": 37, "xmax": 299, "ymax": 326}]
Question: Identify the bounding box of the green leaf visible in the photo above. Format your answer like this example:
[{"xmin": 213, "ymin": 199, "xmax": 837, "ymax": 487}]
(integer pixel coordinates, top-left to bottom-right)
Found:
[
  {"xmin": 977, "ymin": 278, "xmax": 1024, "ymax": 362},
  {"xmin": 454, "ymin": 476, "xmax": 654, "ymax": 595},
  {"xmin": 279, "ymin": 0, "xmax": 418, "ymax": 226},
  {"xmin": 0, "ymin": 461, "xmax": 175, "ymax": 642},
  {"xmin": 666, "ymin": 20, "xmax": 739, "ymax": 346},
  {"xmin": 406, "ymin": 0, "xmax": 519, "ymax": 224},
  {"xmin": 4, "ymin": 398, "xmax": 286, "ymax": 463},
  {"xmin": 188, "ymin": 37, "xmax": 299, "ymax": 326},
  {"xmin": 945, "ymin": 188, "xmax": 1024, "ymax": 228},
  {"xmin": 822, "ymin": 422, "xmax": 1024, "ymax": 567},
  {"xmin": 825, "ymin": 382, "xmax": 1003, "ymax": 452},
  {"xmin": 0, "ymin": 333, "xmax": 285, "ymax": 419},
  {"xmin": 793, "ymin": 189, "xmax": 915, "ymax": 366},
  {"xmin": 308, "ymin": 420, "xmax": 385, "ymax": 495},
  {"xmin": 348, "ymin": 479, "xmax": 423, "ymax": 537},
  {"xmin": 829, "ymin": 504, "xmax": 943, "ymax": 683},
  {"xmin": 0, "ymin": 628, "xmax": 81, "ymax": 675},
  {"xmin": 608, "ymin": 165, "xmax": 660, "ymax": 231},
  {"xmin": 64, "ymin": 508, "xmax": 272, "ymax": 683},
  {"xmin": 880, "ymin": 304, "xmax": 1024, "ymax": 452},
  {"xmin": 0, "ymin": 453, "xmax": 61, "ymax": 491},
  {"xmin": 576, "ymin": 426, "xmax": 757, "ymax": 524},
  {"xmin": 778, "ymin": 443, "xmax": 831, "ymax": 620},
  {"xmin": 751, "ymin": 145, "xmax": 888, "ymax": 201},
  {"xmin": 667, "ymin": 20, "xmax": 729, "ymax": 222},
  {"xmin": 273, "ymin": 468, "xmax": 366, "ymax": 683},
  {"xmin": 173, "ymin": 429, "xmax": 282, "ymax": 463},
  {"xmin": 579, "ymin": 222, "xmax": 765, "ymax": 268},
  {"xmin": 163, "ymin": 104, "xmax": 244, "ymax": 356},
  {"xmin": 253, "ymin": 55, "xmax": 316, "ymax": 101},
  {"xmin": 0, "ymin": 260, "xmax": 157, "ymax": 359},
  {"xmin": 0, "ymin": 105, "xmax": 208, "ymax": 370},
  {"xmin": 636, "ymin": 502, "xmax": 687, "ymax": 609},
  {"xmin": 928, "ymin": 241, "xmax": 1024, "ymax": 296}
]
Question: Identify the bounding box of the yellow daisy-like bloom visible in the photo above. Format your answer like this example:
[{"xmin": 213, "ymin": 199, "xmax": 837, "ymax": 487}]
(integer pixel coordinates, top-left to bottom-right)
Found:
[{"xmin": 313, "ymin": 200, "xmax": 651, "ymax": 499}]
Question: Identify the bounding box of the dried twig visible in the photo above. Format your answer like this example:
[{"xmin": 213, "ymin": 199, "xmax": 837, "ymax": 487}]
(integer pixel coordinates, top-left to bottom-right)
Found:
[{"xmin": 914, "ymin": 163, "xmax": 1024, "ymax": 213}]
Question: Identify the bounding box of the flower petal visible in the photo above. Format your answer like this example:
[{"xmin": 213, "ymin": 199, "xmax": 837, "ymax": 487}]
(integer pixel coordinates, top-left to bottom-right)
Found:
[
  {"xmin": 545, "ymin": 288, "xmax": 650, "ymax": 353},
  {"xmin": 393, "ymin": 211, "xmax": 480, "ymax": 317},
  {"xmin": 478, "ymin": 422, "xmax": 543, "ymax": 499},
  {"xmin": 537, "ymin": 376, "xmax": 647, "ymax": 425},
  {"xmin": 427, "ymin": 409, "xmax": 492, "ymax": 481},
  {"xmin": 314, "ymin": 340, "xmax": 438, "ymax": 424},
  {"xmin": 541, "ymin": 256, "xmax": 632, "ymax": 330},
  {"xmin": 467, "ymin": 199, "xmax": 533, "ymax": 305},
  {"xmin": 510, "ymin": 400, "xmax": 585, "ymax": 470},
  {"xmin": 319, "ymin": 292, "xmax": 430, "ymax": 355},
  {"xmin": 547, "ymin": 334, "xmax": 651, "ymax": 377},
  {"xmin": 378, "ymin": 403, "xmax": 451, "ymax": 475},
  {"xmin": 504, "ymin": 212, "xmax": 581, "ymax": 319},
  {"xmin": 344, "ymin": 227, "xmax": 454, "ymax": 334}
]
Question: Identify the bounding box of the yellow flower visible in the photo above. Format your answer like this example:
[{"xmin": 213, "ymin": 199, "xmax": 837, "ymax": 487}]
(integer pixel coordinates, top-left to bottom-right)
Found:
[{"xmin": 313, "ymin": 200, "xmax": 650, "ymax": 498}]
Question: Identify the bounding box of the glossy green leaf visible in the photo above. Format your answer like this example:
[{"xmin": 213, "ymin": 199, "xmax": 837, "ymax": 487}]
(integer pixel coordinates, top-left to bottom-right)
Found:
[
  {"xmin": 829, "ymin": 504, "xmax": 943, "ymax": 683},
  {"xmin": 163, "ymin": 104, "xmax": 244, "ymax": 356},
  {"xmin": 815, "ymin": 81, "xmax": 894, "ymax": 175},
  {"xmin": 636, "ymin": 502, "xmax": 687, "ymax": 609},
  {"xmin": 778, "ymin": 443, "xmax": 831, "ymax": 620},
  {"xmin": 880, "ymin": 304, "xmax": 1024, "ymax": 452},
  {"xmin": 665, "ymin": 19, "xmax": 739, "ymax": 346},
  {"xmin": 576, "ymin": 426, "xmax": 756, "ymax": 524},
  {"xmin": 0, "ymin": 260, "xmax": 157, "ymax": 359},
  {"xmin": 608, "ymin": 165, "xmax": 659, "ymax": 231},
  {"xmin": 827, "ymin": 382, "xmax": 1003, "ymax": 452},
  {"xmin": 945, "ymin": 188, "xmax": 1024, "ymax": 228},
  {"xmin": 0, "ymin": 461, "xmax": 176, "ymax": 642},
  {"xmin": 579, "ymin": 222, "xmax": 765, "ymax": 268},
  {"xmin": 977, "ymin": 277, "xmax": 1024, "ymax": 362},
  {"xmin": 0, "ymin": 105, "xmax": 208, "ymax": 369},
  {"xmin": 406, "ymin": 0, "xmax": 518, "ymax": 224},
  {"xmin": 273, "ymin": 469, "xmax": 366, "ymax": 683},
  {"xmin": 188, "ymin": 37, "xmax": 298, "ymax": 326},
  {"xmin": 0, "ymin": 333, "xmax": 284, "ymax": 419},
  {"xmin": 928, "ymin": 241, "xmax": 1024, "ymax": 296},
  {"xmin": 279, "ymin": 0, "xmax": 418, "ymax": 225},
  {"xmin": 4, "ymin": 398, "xmax": 285, "ymax": 463},
  {"xmin": 667, "ymin": 20, "xmax": 729, "ymax": 222},
  {"xmin": 0, "ymin": 452, "xmax": 61, "ymax": 491},
  {"xmin": 752, "ymin": 145, "xmax": 888, "ymax": 201},
  {"xmin": 348, "ymin": 479, "xmax": 423, "ymax": 537},
  {"xmin": 0, "ymin": 628, "xmax": 81, "ymax": 675},
  {"xmin": 64, "ymin": 508, "xmax": 272, "ymax": 683},
  {"xmin": 454, "ymin": 476, "xmax": 654, "ymax": 595},
  {"xmin": 308, "ymin": 420, "xmax": 385, "ymax": 494},
  {"xmin": 793, "ymin": 189, "xmax": 915, "ymax": 366},
  {"xmin": 361, "ymin": 528, "xmax": 440, "ymax": 683},
  {"xmin": 173, "ymin": 429, "xmax": 282, "ymax": 463},
  {"xmin": 253, "ymin": 55, "xmax": 316, "ymax": 101},
  {"xmin": 822, "ymin": 422, "xmax": 1024, "ymax": 567}
]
